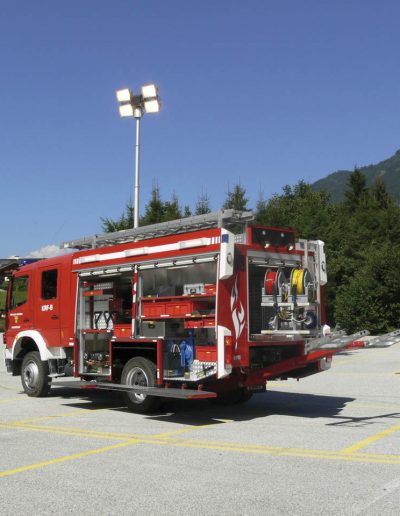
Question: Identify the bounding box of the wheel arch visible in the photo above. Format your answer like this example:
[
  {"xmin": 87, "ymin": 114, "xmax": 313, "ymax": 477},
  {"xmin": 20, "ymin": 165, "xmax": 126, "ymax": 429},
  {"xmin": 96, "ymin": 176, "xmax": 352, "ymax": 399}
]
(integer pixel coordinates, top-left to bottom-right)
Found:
[
  {"xmin": 111, "ymin": 342, "xmax": 157, "ymax": 382},
  {"xmin": 120, "ymin": 355, "xmax": 159, "ymax": 413},
  {"xmin": 12, "ymin": 330, "xmax": 67, "ymax": 362}
]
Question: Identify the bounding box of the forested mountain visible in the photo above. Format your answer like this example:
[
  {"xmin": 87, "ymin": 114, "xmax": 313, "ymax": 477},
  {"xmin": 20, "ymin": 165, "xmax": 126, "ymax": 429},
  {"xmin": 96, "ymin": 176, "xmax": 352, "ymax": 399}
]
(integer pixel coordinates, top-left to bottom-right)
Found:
[{"xmin": 312, "ymin": 149, "xmax": 400, "ymax": 202}]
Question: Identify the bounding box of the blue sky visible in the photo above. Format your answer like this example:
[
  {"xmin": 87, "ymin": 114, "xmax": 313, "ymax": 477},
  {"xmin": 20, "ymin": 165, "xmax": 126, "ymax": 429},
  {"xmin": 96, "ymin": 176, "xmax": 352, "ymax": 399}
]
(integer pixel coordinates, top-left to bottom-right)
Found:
[{"xmin": 1, "ymin": 0, "xmax": 399, "ymax": 257}]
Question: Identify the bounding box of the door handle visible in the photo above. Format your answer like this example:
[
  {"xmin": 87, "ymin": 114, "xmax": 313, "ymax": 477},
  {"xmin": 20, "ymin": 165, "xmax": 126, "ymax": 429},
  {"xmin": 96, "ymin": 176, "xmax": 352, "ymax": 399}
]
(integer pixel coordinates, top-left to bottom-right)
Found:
[
  {"xmin": 51, "ymin": 315, "xmax": 59, "ymax": 320},
  {"xmin": 23, "ymin": 318, "xmax": 30, "ymax": 322}
]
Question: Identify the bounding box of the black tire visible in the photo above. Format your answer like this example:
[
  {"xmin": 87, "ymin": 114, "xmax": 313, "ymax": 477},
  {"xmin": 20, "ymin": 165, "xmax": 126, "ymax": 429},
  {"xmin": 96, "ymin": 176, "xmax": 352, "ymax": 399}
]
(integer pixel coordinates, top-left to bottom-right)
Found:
[
  {"xmin": 121, "ymin": 357, "xmax": 160, "ymax": 413},
  {"xmin": 21, "ymin": 351, "xmax": 51, "ymax": 397}
]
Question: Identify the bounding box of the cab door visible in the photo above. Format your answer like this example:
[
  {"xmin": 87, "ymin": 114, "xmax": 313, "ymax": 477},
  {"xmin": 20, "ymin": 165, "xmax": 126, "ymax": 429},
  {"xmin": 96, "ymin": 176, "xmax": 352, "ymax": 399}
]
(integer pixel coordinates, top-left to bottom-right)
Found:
[
  {"xmin": 35, "ymin": 265, "xmax": 61, "ymax": 347},
  {"xmin": 7, "ymin": 274, "xmax": 33, "ymax": 345}
]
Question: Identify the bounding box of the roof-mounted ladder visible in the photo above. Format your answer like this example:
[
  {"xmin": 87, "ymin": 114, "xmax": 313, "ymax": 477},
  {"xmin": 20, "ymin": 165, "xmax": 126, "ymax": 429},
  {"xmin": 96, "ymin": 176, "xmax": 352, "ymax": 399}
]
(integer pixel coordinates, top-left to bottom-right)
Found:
[{"xmin": 61, "ymin": 209, "xmax": 254, "ymax": 250}]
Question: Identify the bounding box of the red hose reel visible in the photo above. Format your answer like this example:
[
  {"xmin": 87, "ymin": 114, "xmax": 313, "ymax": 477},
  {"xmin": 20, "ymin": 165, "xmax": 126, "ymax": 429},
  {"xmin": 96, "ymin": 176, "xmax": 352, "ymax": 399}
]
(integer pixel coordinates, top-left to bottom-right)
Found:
[{"xmin": 264, "ymin": 269, "xmax": 285, "ymax": 295}]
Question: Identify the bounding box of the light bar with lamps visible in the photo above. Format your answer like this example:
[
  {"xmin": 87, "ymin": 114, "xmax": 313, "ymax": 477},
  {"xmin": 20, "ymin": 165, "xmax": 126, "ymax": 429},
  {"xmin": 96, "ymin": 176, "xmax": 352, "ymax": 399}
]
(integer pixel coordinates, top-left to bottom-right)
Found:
[
  {"xmin": 116, "ymin": 88, "xmax": 132, "ymax": 103},
  {"xmin": 119, "ymin": 104, "xmax": 134, "ymax": 117},
  {"xmin": 141, "ymin": 83, "xmax": 158, "ymax": 99},
  {"xmin": 116, "ymin": 83, "xmax": 161, "ymax": 229},
  {"xmin": 144, "ymin": 99, "xmax": 160, "ymax": 113}
]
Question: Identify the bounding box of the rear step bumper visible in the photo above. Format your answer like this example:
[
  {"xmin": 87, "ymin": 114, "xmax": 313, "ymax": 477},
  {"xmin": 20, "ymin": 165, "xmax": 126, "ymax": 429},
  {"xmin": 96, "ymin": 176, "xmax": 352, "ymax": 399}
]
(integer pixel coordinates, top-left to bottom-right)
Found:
[{"xmin": 53, "ymin": 380, "xmax": 217, "ymax": 400}]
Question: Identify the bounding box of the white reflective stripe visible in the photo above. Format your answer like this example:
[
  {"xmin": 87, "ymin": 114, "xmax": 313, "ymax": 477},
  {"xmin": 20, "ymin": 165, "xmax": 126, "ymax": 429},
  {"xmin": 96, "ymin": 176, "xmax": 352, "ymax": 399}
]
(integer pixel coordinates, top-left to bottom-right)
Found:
[
  {"xmin": 125, "ymin": 247, "xmax": 149, "ymax": 258},
  {"xmin": 73, "ymin": 237, "xmax": 219, "ymax": 266},
  {"xmin": 76, "ymin": 254, "xmax": 217, "ymax": 276},
  {"xmin": 219, "ymin": 229, "xmax": 234, "ymax": 279},
  {"xmin": 11, "ymin": 331, "xmax": 67, "ymax": 361},
  {"xmin": 77, "ymin": 254, "xmax": 102, "ymax": 264},
  {"xmin": 179, "ymin": 238, "xmax": 208, "ymax": 249},
  {"xmin": 210, "ymin": 236, "xmax": 221, "ymax": 245},
  {"xmin": 217, "ymin": 325, "xmax": 232, "ymax": 379}
]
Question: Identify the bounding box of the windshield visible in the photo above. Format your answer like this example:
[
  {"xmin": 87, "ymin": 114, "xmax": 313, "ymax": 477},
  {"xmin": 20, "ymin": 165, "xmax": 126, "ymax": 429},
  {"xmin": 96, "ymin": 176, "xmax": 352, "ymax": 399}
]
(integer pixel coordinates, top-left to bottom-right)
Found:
[
  {"xmin": 10, "ymin": 275, "xmax": 29, "ymax": 309},
  {"xmin": 0, "ymin": 276, "xmax": 9, "ymax": 331}
]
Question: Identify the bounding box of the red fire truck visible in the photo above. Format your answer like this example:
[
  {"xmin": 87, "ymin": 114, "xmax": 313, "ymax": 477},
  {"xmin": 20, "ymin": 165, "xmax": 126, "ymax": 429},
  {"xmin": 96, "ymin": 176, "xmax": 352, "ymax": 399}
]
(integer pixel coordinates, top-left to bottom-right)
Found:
[{"xmin": 2, "ymin": 210, "xmax": 365, "ymax": 412}]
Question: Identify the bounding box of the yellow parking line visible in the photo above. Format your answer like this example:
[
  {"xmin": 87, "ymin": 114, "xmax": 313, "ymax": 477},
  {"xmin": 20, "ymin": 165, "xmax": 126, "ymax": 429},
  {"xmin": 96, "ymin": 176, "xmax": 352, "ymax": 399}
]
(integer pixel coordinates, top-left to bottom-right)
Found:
[
  {"xmin": 341, "ymin": 424, "xmax": 400, "ymax": 454},
  {"xmin": 1, "ymin": 419, "xmax": 234, "ymax": 441},
  {"xmin": 2, "ymin": 423, "xmax": 400, "ymax": 478},
  {"xmin": 0, "ymin": 422, "xmax": 132, "ymax": 441},
  {"xmin": 7, "ymin": 405, "xmax": 122, "ymax": 424},
  {"xmin": 163, "ymin": 440, "xmax": 400, "ymax": 464},
  {"xmin": 0, "ymin": 439, "xmax": 139, "ymax": 478},
  {"xmin": 0, "ymin": 421, "xmax": 230, "ymax": 442},
  {"xmin": 7, "ymin": 418, "xmax": 400, "ymax": 465},
  {"xmin": 6, "ymin": 410, "xmax": 93, "ymax": 424},
  {"xmin": 0, "ymin": 422, "xmax": 152, "ymax": 441}
]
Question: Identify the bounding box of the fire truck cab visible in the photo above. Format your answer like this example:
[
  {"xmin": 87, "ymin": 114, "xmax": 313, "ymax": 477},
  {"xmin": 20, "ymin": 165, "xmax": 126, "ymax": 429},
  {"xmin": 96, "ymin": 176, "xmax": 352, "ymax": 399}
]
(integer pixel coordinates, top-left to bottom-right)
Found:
[{"xmin": 2, "ymin": 210, "xmax": 363, "ymax": 412}]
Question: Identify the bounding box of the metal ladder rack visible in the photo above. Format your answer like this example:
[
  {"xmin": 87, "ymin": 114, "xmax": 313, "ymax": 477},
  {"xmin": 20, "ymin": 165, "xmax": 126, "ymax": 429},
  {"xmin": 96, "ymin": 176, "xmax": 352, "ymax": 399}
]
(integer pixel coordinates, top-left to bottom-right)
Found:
[
  {"xmin": 61, "ymin": 209, "xmax": 254, "ymax": 250},
  {"xmin": 365, "ymin": 329, "xmax": 400, "ymax": 348}
]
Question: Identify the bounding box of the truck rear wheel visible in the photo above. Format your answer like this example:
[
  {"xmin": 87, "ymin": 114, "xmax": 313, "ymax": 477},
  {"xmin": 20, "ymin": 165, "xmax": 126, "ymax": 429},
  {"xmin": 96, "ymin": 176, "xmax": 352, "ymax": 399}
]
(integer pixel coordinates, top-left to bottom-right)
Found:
[
  {"xmin": 21, "ymin": 351, "xmax": 51, "ymax": 397},
  {"xmin": 121, "ymin": 357, "xmax": 160, "ymax": 413}
]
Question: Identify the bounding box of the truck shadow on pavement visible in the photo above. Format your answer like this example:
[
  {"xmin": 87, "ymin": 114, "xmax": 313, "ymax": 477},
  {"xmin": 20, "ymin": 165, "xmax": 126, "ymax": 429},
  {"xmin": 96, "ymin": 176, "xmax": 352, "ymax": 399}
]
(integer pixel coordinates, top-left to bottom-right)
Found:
[
  {"xmin": 51, "ymin": 387, "xmax": 355, "ymax": 426},
  {"xmin": 326, "ymin": 412, "xmax": 400, "ymax": 428},
  {"xmin": 146, "ymin": 390, "xmax": 356, "ymax": 426}
]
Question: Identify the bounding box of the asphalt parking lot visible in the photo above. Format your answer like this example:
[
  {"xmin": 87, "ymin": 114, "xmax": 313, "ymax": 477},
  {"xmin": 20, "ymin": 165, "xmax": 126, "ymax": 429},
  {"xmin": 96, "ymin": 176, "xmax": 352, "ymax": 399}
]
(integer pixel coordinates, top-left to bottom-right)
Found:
[{"xmin": 1, "ymin": 344, "xmax": 400, "ymax": 515}]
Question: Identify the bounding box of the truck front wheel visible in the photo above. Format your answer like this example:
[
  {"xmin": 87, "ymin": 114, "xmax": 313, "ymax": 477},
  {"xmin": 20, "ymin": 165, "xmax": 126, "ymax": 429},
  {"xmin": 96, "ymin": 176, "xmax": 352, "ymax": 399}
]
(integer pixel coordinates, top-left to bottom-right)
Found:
[
  {"xmin": 121, "ymin": 357, "xmax": 160, "ymax": 413},
  {"xmin": 21, "ymin": 351, "xmax": 51, "ymax": 397}
]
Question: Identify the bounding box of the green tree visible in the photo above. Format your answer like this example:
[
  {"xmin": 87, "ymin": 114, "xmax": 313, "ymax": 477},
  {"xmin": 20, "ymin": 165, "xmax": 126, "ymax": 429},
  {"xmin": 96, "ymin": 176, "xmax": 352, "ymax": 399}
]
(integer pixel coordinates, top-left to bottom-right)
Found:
[
  {"xmin": 344, "ymin": 167, "xmax": 368, "ymax": 206},
  {"xmin": 223, "ymin": 183, "xmax": 249, "ymax": 211},
  {"xmin": 140, "ymin": 184, "xmax": 165, "ymax": 225},
  {"xmin": 101, "ymin": 202, "xmax": 134, "ymax": 232},
  {"xmin": 255, "ymin": 181, "xmax": 333, "ymax": 241},
  {"xmin": 327, "ymin": 168, "xmax": 400, "ymax": 329},
  {"xmin": 195, "ymin": 190, "xmax": 211, "ymax": 215},
  {"xmin": 372, "ymin": 176, "xmax": 392, "ymax": 209},
  {"xmin": 183, "ymin": 205, "xmax": 192, "ymax": 218},
  {"xmin": 163, "ymin": 193, "xmax": 182, "ymax": 221},
  {"xmin": 100, "ymin": 185, "xmax": 190, "ymax": 232},
  {"xmin": 334, "ymin": 244, "xmax": 400, "ymax": 333}
]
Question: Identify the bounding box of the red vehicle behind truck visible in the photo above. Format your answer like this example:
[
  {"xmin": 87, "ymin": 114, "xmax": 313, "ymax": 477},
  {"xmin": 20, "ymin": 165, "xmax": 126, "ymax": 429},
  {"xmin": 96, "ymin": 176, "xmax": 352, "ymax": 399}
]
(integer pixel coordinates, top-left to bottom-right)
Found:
[{"xmin": 2, "ymin": 210, "xmax": 364, "ymax": 412}]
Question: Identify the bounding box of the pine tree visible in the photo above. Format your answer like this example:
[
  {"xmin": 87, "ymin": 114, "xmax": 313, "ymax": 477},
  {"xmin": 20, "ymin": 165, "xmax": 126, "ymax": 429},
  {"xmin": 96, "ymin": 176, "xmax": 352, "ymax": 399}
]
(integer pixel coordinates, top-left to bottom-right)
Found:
[
  {"xmin": 344, "ymin": 167, "xmax": 368, "ymax": 206},
  {"xmin": 183, "ymin": 205, "xmax": 192, "ymax": 218},
  {"xmin": 164, "ymin": 193, "xmax": 182, "ymax": 221},
  {"xmin": 334, "ymin": 244, "xmax": 400, "ymax": 333},
  {"xmin": 101, "ymin": 202, "xmax": 134, "ymax": 232},
  {"xmin": 255, "ymin": 180, "xmax": 333, "ymax": 240},
  {"xmin": 223, "ymin": 183, "xmax": 249, "ymax": 211},
  {"xmin": 372, "ymin": 176, "xmax": 391, "ymax": 209},
  {"xmin": 195, "ymin": 189, "xmax": 211, "ymax": 215},
  {"xmin": 140, "ymin": 183, "xmax": 165, "ymax": 225}
]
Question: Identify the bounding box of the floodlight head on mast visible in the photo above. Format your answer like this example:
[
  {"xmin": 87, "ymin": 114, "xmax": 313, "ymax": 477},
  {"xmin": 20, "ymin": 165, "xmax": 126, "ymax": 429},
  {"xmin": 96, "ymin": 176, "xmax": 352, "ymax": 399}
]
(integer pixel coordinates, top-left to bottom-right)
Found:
[
  {"xmin": 141, "ymin": 83, "xmax": 160, "ymax": 113},
  {"xmin": 116, "ymin": 83, "xmax": 161, "ymax": 117},
  {"xmin": 119, "ymin": 103, "xmax": 134, "ymax": 117},
  {"xmin": 116, "ymin": 88, "xmax": 132, "ymax": 103},
  {"xmin": 115, "ymin": 82, "xmax": 161, "ymax": 230}
]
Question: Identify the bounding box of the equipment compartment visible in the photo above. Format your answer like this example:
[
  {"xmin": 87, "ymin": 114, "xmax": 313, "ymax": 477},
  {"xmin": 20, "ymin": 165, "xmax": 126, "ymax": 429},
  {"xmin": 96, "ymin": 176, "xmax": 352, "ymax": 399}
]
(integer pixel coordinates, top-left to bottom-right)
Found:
[
  {"xmin": 80, "ymin": 331, "xmax": 111, "ymax": 375},
  {"xmin": 141, "ymin": 297, "xmax": 212, "ymax": 319}
]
